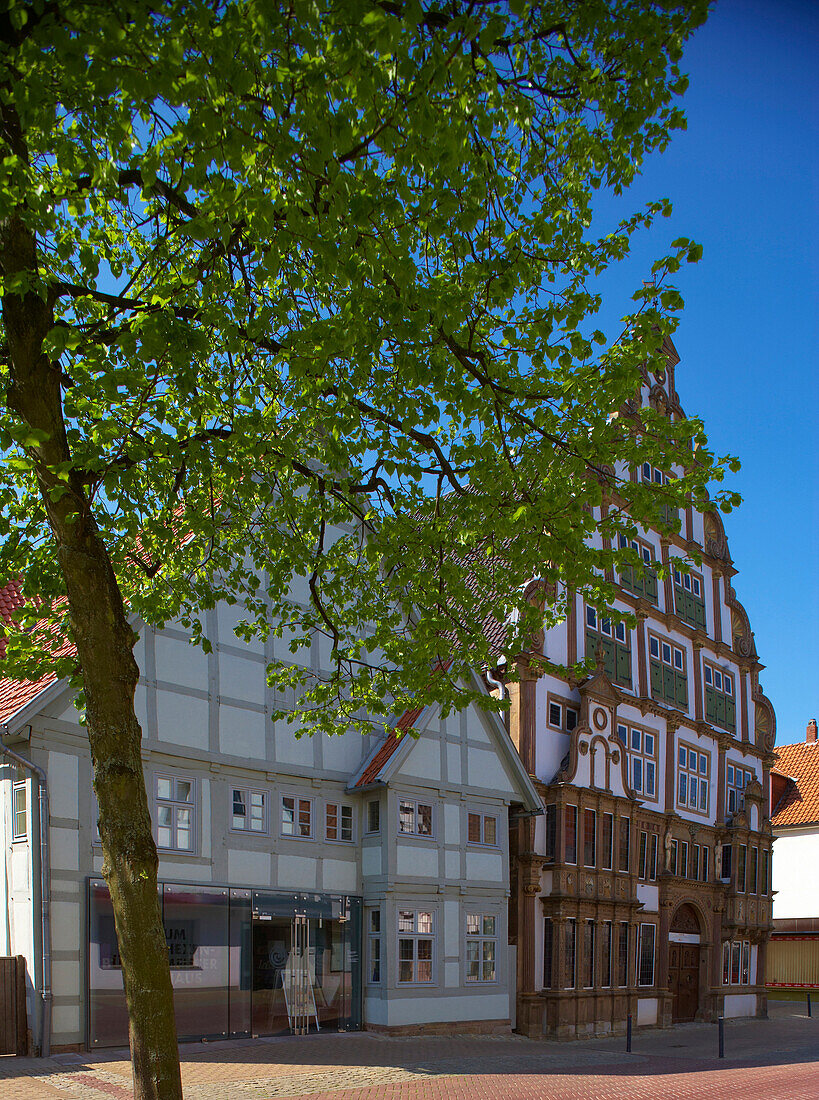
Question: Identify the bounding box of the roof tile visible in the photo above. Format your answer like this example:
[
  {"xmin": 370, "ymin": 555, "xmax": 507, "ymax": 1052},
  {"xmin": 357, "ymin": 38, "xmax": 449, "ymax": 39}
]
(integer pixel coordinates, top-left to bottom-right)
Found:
[{"xmin": 771, "ymin": 740, "xmax": 819, "ymax": 827}]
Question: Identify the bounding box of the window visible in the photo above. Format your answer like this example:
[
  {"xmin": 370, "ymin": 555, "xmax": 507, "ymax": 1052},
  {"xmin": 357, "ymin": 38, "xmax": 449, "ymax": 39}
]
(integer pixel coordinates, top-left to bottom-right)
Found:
[
  {"xmin": 281, "ymin": 795, "xmax": 313, "ymax": 838},
  {"xmin": 618, "ymin": 816, "xmax": 630, "ymax": 873},
  {"xmin": 761, "ymin": 849, "xmax": 770, "ymax": 894},
  {"xmin": 566, "ymin": 919, "xmax": 577, "ymax": 989},
  {"xmin": 704, "ymin": 661, "xmax": 736, "ymax": 732},
  {"xmin": 679, "ymin": 840, "xmax": 689, "ymax": 878},
  {"xmin": 693, "ymin": 844, "xmax": 700, "ymax": 881},
  {"xmin": 726, "ymin": 761, "xmax": 755, "ymax": 815},
  {"xmin": 155, "ymin": 776, "xmax": 195, "ymax": 851},
  {"xmin": 367, "ymin": 800, "xmax": 380, "ymax": 834},
  {"xmin": 466, "ymin": 913, "xmax": 497, "ymax": 983},
  {"xmin": 544, "ymin": 805, "xmax": 557, "ymax": 862},
  {"xmin": 368, "ymin": 910, "xmax": 382, "ymax": 983},
  {"xmin": 585, "ymin": 606, "xmax": 632, "ymax": 687},
  {"xmin": 602, "ymin": 813, "xmax": 614, "ymax": 870},
  {"xmin": 543, "ymin": 918, "xmax": 554, "ymax": 989},
  {"xmin": 399, "ymin": 799, "xmax": 433, "ymax": 836},
  {"xmin": 231, "ymin": 788, "xmax": 267, "ymax": 833},
  {"xmin": 737, "ymin": 844, "xmax": 747, "ymax": 893},
  {"xmin": 565, "ymin": 805, "xmax": 578, "ymax": 864},
  {"xmin": 583, "ymin": 809, "xmax": 596, "ymax": 867},
  {"xmin": 616, "ymin": 723, "xmax": 657, "ymax": 800},
  {"xmin": 722, "ymin": 939, "xmax": 751, "ymax": 985},
  {"xmin": 548, "ymin": 698, "xmax": 579, "ymax": 732},
  {"xmin": 641, "ymin": 463, "xmax": 678, "ymax": 528},
  {"xmin": 12, "ymin": 772, "xmax": 26, "ymax": 841},
  {"xmin": 617, "ymin": 923, "xmax": 629, "ymax": 987},
  {"xmin": 325, "ymin": 802, "xmax": 354, "ymax": 843},
  {"xmin": 468, "ymin": 811, "xmax": 498, "ymax": 847},
  {"xmin": 650, "ymin": 833, "xmax": 658, "ymax": 881},
  {"xmin": 676, "ymin": 743, "xmax": 709, "ymax": 814},
  {"xmin": 618, "ymin": 534, "xmax": 658, "ymax": 603},
  {"xmin": 398, "ymin": 909, "xmax": 435, "ymax": 984},
  {"xmin": 601, "ymin": 921, "xmax": 613, "ymax": 988},
  {"xmin": 638, "ymin": 831, "xmax": 648, "ymax": 880},
  {"xmin": 583, "ymin": 920, "xmax": 595, "ymax": 988},
  {"xmin": 673, "ymin": 564, "xmax": 706, "ymax": 630},
  {"xmin": 649, "ymin": 633, "xmax": 688, "ymax": 710},
  {"xmin": 749, "ymin": 847, "xmax": 759, "ymax": 894},
  {"xmin": 669, "ymin": 838, "xmax": 678, "ymax": 876},
  {"xmin": 637, "ymin": 924, "xmax": 656, "ymax": 986},
  {"xmin": 721, "ymin": 843, "xmax": 732, "ymax": 880},
  {"xmin": 702, "ymin": 845, "xmax": 709, "ymax": 883}
]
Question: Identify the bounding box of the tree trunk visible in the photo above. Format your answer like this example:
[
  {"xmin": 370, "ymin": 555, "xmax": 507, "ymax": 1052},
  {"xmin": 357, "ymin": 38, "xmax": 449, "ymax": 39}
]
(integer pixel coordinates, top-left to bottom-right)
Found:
[{"xmin": 1, "ymin": 138, "xmax": 183, "ymax": 1100}]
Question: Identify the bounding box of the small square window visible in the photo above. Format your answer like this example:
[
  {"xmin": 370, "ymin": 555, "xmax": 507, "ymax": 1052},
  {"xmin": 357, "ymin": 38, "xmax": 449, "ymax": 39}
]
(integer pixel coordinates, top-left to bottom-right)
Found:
[
  {"xmin": 586, "ymin": 606, "xmax": 597, "ymax": 628},
  {"xmin": 549, "ymin": 702, "xmax": 562, "ymax": 727},
  {"xmin": 566, "ymin": 708, "xmax": 578, "ymax": 731},
  {"xmin": 705, "ymin": 665, "xmax": 712, "ymax": 685},
  {"xmin": 662, "ymin": 642, "xmax": 672, "ymax": 664},
  {"xmin": 673, "ymin": 647, "xmax": 683, "ymax": 670}
]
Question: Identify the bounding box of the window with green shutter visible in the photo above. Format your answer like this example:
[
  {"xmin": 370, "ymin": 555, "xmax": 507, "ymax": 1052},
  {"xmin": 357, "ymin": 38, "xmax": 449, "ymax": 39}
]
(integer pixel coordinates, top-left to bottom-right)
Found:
[
  {"xmin": 673, "ymin": 565, "xmax": 706, "ymax": 630},
  {"xmin": 648, "ymin": 634, "xmax": 687, "ymax": 710},
  {"xmin": 617, "ymin": 535, "xmax": 658, "ymax": 604},
  {"xmin": 704, "ymin": 663, "xmax": 736, "ymax": 733},
  {"xmin": 585, "ymin": 606, "xmax": 632, "ymax": 687},
  {"xmin": 641, "ymin": 463, "xmax": 679, "ymax": 531}
]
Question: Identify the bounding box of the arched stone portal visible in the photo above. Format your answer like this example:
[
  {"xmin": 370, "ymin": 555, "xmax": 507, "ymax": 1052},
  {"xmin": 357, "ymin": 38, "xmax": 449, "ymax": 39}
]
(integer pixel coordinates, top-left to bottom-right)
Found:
[{"xmin": 669, "ymin": 903, "xmax": 703, "ymax": 1021}]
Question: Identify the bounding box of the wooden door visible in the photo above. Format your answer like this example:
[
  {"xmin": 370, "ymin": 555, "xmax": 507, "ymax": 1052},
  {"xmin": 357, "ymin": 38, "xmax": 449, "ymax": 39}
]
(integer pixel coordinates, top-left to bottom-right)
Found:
[
  {"xmin": 0, "ymin": 956, "xmax": 27, "ymax": 1055},
  {"xmin": 669, "ymin": 943, "xmax": 700, "ymax": 1021}
]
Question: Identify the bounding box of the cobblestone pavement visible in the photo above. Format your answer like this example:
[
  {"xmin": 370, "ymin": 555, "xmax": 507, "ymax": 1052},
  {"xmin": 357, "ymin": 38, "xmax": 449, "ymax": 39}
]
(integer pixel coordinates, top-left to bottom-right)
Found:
[{"xmin": 1, "ymin": 1001, "xmax": 817, "ymax": 1100}]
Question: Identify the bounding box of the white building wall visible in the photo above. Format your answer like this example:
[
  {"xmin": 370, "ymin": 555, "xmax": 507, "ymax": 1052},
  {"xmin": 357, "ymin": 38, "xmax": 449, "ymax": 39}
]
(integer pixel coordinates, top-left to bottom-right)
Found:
[{"xmin": 772, "ymin": 829, "xmax": 819, "ymax": 919}]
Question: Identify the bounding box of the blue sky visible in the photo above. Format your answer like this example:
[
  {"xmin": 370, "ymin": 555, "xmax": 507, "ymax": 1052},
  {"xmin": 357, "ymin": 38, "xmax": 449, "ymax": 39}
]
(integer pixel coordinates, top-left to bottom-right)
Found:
[{"xmin": 588, "ymin": 0, "xmax": 818, "ymax": 746}]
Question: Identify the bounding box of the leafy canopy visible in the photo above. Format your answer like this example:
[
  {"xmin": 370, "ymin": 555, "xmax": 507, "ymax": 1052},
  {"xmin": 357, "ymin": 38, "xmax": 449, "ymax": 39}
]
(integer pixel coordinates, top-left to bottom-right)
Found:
[{"xmin": 0, "ymin": 0, "xmax": 733, "ymax": 729}]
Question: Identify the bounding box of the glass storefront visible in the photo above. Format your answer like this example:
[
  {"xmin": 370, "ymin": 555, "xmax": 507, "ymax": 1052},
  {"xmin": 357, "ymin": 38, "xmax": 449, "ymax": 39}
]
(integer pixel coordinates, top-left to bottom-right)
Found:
[{"xmin": 87, "ymin": 879, "xmax": 362, "ymax": 1048}]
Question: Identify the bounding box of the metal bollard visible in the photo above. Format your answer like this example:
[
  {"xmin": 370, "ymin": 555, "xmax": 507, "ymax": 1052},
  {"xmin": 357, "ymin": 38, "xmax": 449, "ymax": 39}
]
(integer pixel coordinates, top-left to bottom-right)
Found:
[
  {"xmin": 808, "ymin": 992, "xmax": 812, "ymax": 1018},
  {"xmin": 718, "ymin": 1015, "xmax": 724, "ymax": 1059},
  {"xmin": 626, "ymin": 1013, "xmax": 632, "ymax": 1053}
]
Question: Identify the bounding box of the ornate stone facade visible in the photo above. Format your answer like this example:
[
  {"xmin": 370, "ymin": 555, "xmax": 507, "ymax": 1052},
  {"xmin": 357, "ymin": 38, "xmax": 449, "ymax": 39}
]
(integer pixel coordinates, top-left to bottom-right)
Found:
[{"xmin": 501, "ymin": 337, "xmax": 774, "ymax": 1038}]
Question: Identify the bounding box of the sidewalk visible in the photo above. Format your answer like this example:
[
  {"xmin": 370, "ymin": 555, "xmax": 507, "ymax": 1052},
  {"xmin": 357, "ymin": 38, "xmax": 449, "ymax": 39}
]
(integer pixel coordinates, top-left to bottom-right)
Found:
[{"xmin": 1, "ymin": 1001, "xmax": 816, "ymax": 1100}]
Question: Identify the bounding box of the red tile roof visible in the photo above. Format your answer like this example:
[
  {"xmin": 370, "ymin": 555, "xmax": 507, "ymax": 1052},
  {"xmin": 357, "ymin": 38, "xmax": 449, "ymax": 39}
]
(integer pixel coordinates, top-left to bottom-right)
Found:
[
  {"xmin": 771, "ymin": 740, "xmax": 819, "ymax": 828},
  {"xmin": 354, "ymin": 705, "xmax": 425, "ymax": 788},
  {"xmin": 0, "ymin": 580, "xmax": 74, "ymax": 727}
]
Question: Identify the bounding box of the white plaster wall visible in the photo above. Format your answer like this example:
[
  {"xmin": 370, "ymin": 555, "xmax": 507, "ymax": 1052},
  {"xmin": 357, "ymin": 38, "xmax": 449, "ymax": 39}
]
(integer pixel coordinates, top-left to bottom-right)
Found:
[
  {"xmin": 396, "ymin": 845, "xmax": 438, "ymax": 878},
  {"xmin": 155, "ymin": 635, "xmax": 208, "ymax": 691},
  {"xmin": 218, "ymin": 705, "xmax": 266, "ymax": 759},
  {"xmin": 402, "ymin": 737, "xmax": 441, "ymax": 781},
  {"xmin": 155, "ymin": 690, "xmax": 209, "ymax": 750},
  {"xmin": 467, "ymin": 748, "xmax": 515, "ymax": 793},
  {"xmin": 322, "ymin": 858, "xmax": 357, "ymax": 893},
  {"xmin": 445, "ymin": 743, "xmax": 461, "ymax": 784},
  {"xmin": 444, "ymin": 804, "xmax": 460, "ymax": 845},
  {"xmin": 387, "ymin": 992, "xmax": 509, "ymax": 1025},
  {"xmin": 362, "ymin": 846, "xmax": 382, "ymax": 877},
  {"xmin": 218, "ymin": 653, "xmax": 266, "ymax": 707},
  {"xmin": 277, "ymin": 854, "xmax": 317, "ymax": 889},
  {"xmin": 465, "ymin": 851, "xmax": 504, "ymax": 882},
  {"xmin": 772, "ymin": 831, "xmax": 819, "ymax": 919},
  {"xmin": 48, "ymin": 752, "xmax": 79, "ymax": 819},
  {"xmin": 227, "ymin": 849, "xmax": 271, "ymax": 886}
]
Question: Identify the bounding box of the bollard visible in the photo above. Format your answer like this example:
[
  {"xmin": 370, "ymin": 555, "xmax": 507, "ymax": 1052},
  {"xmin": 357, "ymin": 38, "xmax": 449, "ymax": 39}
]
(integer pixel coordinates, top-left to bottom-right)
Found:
[
  {"xmin": 626, "ymin": 1013, "xmax": 632, "ymax": 1053},
  {"xmin": 718, "ymin": 1015, "xmax": 724, "ymax": 1059},
  {"xmin": 808, "ymin": 992, "xmax": 812, "ymax": 1018}
]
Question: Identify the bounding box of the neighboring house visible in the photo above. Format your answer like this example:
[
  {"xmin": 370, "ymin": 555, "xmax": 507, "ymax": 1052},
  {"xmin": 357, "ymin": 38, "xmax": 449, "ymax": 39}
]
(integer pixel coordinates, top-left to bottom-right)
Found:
[
  {"xmin": 0, "ymin": 575, "xmax": 539, "ymax": 1054},
  {"xmin": 768, "ymin": 719, "xmax": 819, "ymax": 991},
  {"xmin": 491, "ymin": 336, "xmax": 777, "ymax": 1037}
]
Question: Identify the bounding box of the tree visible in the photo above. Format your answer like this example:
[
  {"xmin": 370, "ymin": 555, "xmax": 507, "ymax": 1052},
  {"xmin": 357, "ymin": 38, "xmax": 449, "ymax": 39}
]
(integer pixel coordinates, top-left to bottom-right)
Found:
[{"xmin": 0, "ymin": 0, "xmax": 732, "ymax": 1096}]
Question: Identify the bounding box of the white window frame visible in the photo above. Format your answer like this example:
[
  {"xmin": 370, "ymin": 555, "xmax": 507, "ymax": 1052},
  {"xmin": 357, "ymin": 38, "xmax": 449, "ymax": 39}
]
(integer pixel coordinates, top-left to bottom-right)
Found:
[
  {"xmin": 548, "ymin": 698, "xmax": 579, "ymax": 732},
  {"xmin": 616, "ymin": 722, "xmax": 657, "ymax": 801},
  {"xmin": 398, "ymin": 798, "xmax": 434, "ymax": 838},
  {"xmin": 325, "ymin": 801, "xmax": 355, "ymax": 843},
  {"xmin": 367, "ymin": 908, "xmax": 382, "ymax": 984},
  {"xmin": 467, "ymin": 810, "xmax": 498, "ymax": 847},
  {"xmin": 397, "ymin": 909, "xmax": 435, "ymax": 985},
  {"xmin": 230, "ymin": 787, "xmax": 269, "ymax": 834},
  {"xmin": 280, "ymin": 794, "xmax": 314, "ymax": 839},
  {"xmin": 366, "ymin": 799, "xmax": 380, "ymax": 834},
  {"xmin": 465, "ymin": 912, "xmax": 498, "ymax": 983},
  {"xmin": 12, "ymin": 772, "xmax": 27, "ymax": 841},
  {"xmin": 636, "ymin": 923, "xmax": 656, "ymax": 987},
  {"xmin": 155, "ymin": 774, "xmax": 196, "ymax": 852},
  {"xmin": 676, "ymin": 742, "xmax": 710, "ymax": 815},
  {"xmin": 726, "ymin": 761, "xmax": 755, "ymax": 815}
]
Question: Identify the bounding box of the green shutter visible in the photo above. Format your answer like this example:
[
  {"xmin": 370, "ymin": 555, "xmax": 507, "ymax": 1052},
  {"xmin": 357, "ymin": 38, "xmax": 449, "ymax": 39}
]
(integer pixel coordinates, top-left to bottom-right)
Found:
[
  {"xmin": 645, "ymin": 569, "xmax": 657, "ymax": 603},
  {"xmin": 615, "ymin": 644, "xmax": 631, "ymax": 686},
  {"xmin": 585, "ymin": 630, "xmax": 597, "ymax": 661},
  {"xmin": 715, "ymin": 691, "xmax": 726, "ymax": 728},
  {"xmin": 650, "ymin": 660, "xmax": 663, "ymax": 696},
  {"xmin": 603, "ymin": 636, "xmax": 616, "ymax": 678},
  {"xmin": 620, "ymin": 566, "xmax": 633, "ymax": 593},
  {"xmin": 694, "ymin": 597, "xmax": 706, "ymax": 630},
  {"xmin": 674, "ymin": 585, "xmax": 684, "ymax": 618},
  {"xmin": 663, "ymin": 664, "xmax": 675, "ymax": 704},
  {"xmin": 675, "ymin": 672, "xmax": 688, "ymax": 709},
  {"xmin": 725, "ymin": 696, "xmax": 736, "ymax": 732},
  {"xmin": 705, "ymin": 686, "xmax": 717, "ymax": 723}
]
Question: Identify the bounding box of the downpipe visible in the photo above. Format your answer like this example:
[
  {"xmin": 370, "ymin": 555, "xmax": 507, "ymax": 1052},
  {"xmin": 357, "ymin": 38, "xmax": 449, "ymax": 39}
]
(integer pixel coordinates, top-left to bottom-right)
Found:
[{"xmin": 1, "ymin": 736, "xmax": 52, "ymax": 1057}]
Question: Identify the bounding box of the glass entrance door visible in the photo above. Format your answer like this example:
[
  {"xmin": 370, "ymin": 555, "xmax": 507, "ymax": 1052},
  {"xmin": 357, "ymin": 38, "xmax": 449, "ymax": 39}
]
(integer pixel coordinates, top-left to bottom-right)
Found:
[{"xmin": 250, "ymin": 893, "xmax": 360, "ymax": 1036}]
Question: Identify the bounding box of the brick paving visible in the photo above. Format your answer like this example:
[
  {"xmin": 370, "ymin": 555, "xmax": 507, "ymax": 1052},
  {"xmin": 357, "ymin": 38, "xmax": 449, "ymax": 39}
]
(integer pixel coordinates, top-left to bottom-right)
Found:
[{"xmin": 1, "ymin": 1001, "xmax": 817, "ymax": 1100}]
